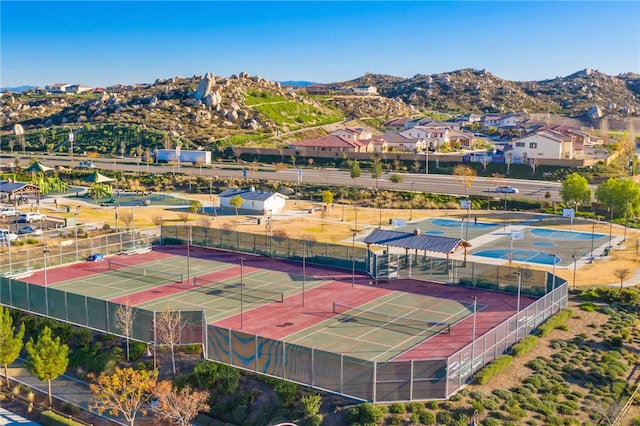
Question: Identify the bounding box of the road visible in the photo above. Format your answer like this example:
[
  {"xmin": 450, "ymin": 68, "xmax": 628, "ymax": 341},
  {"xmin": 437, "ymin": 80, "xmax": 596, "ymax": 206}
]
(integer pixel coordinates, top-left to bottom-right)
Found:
[{"xmin": 1, "ymin": 153, "xmax": 572, "ymax": 202}]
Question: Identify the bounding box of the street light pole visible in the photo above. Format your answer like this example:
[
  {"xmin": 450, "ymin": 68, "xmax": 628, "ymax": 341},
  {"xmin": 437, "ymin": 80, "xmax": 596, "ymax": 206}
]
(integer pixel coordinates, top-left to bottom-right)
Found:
[
  {"xmin": 43, "ymin": 246, "xmax": 50, "ymax": 317},
  {"xmin": 351, "ymin": 229, "xmax": 357, "ymax": 288},
  {"xmin": 239, "ymin": 257, "xmax": 245, "ymax": 329},
  {"xmin": 471, "ymin": 296, "xmax": 477, "ymax": 372},
  {"xmin": 572, "ymin": 250, "xmax": 577, "ymax": 291},
  {"xmin": 410, "ymin": 181, "xmax": 414, "ymax": 221},
  {"xmin": 590, "ymin": 207, "xmax": 596, "ymax": 263},
  {"xmin": 301, "ymin": 241, "xmax": 307, "ymax": 306},
  {"xmin": 424, "ymin": 150, "xmax": 429, "ymax": 175},
  {"xmin": 516, "ymin": 272, "xmax": 522, "ymax": 339}
]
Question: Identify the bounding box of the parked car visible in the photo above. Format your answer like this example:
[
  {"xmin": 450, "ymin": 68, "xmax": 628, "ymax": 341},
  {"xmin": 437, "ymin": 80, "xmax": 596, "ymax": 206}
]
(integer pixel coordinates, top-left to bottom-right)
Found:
[
  {"xmin": 77, "ymin": 161, "xmax": 95, "ymax": 169},
  {"xmin": 17, "ymin": 226, "xmax": 42, "ymax": 236},
  {"xmin": 0, "ymin": 206, "xmax": 19, "ymax": 219},
  {"xmin": 495, "ymin": 186, "xmax": 519, "ymax": 194},
  {"xmin": 0, "ymin": 229, "xmax": 18, "ymax": 242},
  {"xmin": 19, "ymin": 212, "xmax": 46, "ymax": 223}
]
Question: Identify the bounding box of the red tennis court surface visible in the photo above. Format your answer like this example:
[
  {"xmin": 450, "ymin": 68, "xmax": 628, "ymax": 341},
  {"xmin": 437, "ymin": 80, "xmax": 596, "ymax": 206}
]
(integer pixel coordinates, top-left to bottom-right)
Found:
[{"xmin": 20, "ymin": 246, "xmax": 536, "ymax": 360}]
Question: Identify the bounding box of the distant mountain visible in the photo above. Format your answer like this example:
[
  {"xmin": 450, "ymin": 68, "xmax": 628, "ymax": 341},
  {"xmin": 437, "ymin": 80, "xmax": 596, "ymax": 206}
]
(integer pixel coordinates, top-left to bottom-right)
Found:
[
  {"xmin": 1, "ymin": 85, "xmax": 37, "ymax": 93},
  {"xmin": 278, "ymin": 80, "xmax": 317, "ymax": 87},
  {"xmin": 333, "ymin": 68, "xmax": 640, "ymax": 118}
]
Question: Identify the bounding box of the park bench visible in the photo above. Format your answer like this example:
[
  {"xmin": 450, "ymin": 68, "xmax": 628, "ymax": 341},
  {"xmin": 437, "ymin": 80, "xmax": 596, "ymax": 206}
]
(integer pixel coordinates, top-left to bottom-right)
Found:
[
  {"xmin": 121, "ymin": 244, "xmax": 152, "ymax": 255},
  {"xmin": 1, "ymin": 267, "xmax": 34, "ymax": 279}
]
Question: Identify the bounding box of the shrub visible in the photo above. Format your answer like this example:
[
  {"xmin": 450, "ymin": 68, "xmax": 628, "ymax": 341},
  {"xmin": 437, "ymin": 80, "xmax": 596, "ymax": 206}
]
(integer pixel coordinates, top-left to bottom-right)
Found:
[
  {"xmin": 512, "ymin": 336, "xmax": 538, "ymax": 356},
  {"xmin": 580, "ymin": 302, "xmax": 599, "ymax": 312},
  {"xmin": 274, "ymin": 380, "xmax": 298, "ymax": 407},
  {"xmin": 180, "ymin": 343, "xmax": 203, "ymax": 354},
  {"xmin": 346, "ymin": 403, "xmax": 387, "ymax": 425},
  {"xmin": 418, "ymin": 410, "xmax": 436, "ymax": 425},
  {"xmin": 537, "ymin": 309, "xmax": 573, "ymax": 337},
  {"xmin": 301, "ymin": 394, "xmax": 322, "ymax": 418},
  {"xmin": 388, "ymin": 402, "xmax": 406, "ymax": 414},
  {"xmin": 475, "ymin": 355, "xmax": 513, "ymax": 384},
  {"xmin": 40, "ymin": 410, "xmax": 84, "ymax": 426}
]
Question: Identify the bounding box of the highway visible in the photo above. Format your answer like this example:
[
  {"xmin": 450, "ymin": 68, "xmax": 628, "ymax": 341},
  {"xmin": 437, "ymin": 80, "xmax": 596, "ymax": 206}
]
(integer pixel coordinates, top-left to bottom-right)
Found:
[{"xmin": 1, "ymin": 153, "xmax": 571, "ymax": 202}]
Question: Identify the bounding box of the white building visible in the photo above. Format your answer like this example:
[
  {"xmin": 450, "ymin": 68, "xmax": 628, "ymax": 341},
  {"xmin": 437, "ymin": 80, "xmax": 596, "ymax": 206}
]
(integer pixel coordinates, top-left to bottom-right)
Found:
[
  {"xmin": 511, "ymin": 131, "xmax": 574, "ymax": 161},
  {"xmin": 154, "ymin": 149, "xmax": 211, "ymax": 165},
  {"xmin": 217, "ymin": 187, "xmax": 288, "ymax": 214}
]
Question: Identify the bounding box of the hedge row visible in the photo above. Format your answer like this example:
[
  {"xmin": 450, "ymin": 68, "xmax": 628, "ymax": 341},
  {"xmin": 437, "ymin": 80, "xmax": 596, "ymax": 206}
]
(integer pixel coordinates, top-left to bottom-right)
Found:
[
  {"xmin": 40, "ymin": 410, "xmax": 84, "ymax": 426},
  {"xmin": 511, "ymin": 336, "xmax": 539, "ymax": 356},
  {"xmin": 474, "ymin": 355, "xmax": 513, "ymax": 385},
  {"xmin": 537, "ymin": 308, "xmax": 573, "ymax": 337}
]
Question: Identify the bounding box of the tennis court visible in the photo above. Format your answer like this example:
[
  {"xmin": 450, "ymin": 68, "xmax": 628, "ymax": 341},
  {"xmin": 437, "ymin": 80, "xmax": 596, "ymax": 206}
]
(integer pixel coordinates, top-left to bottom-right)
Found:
[{"xmin": 18, "ymin": 245, "xmax": 523, "ymax": 363}]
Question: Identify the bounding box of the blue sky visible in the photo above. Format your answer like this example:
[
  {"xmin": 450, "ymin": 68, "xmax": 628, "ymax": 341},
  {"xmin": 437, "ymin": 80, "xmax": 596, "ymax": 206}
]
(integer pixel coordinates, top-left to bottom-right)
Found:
[{"xmin": 1, "ymin": 1, "xmax": 639, "ymax": 88}]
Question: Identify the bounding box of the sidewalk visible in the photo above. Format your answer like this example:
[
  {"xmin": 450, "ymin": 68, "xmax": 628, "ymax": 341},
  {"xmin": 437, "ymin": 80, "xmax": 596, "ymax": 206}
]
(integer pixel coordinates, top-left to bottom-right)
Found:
[{"xmin": 5, "ymin": 359, "xmax": 126, "ymax": 426}]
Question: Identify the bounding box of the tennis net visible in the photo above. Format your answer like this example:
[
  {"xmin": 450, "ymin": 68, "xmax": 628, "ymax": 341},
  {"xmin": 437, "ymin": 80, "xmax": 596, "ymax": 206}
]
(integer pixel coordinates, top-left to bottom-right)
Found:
[
  {"xmin": 108, "ymin": 260, "xmax": 184, "ymax": 283},
  {"xmin": 193, "ymin": 276, "xmax": 284, "ymax": 303},
  {"xmin": 332, "ymin": 302, "xmax": 451, "ymax": 336}
]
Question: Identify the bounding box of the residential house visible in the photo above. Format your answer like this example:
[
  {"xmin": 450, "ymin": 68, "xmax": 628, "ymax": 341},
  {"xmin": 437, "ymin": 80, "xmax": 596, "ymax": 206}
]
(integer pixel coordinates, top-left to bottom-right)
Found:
[
  {"xmin": 405, "ymin": 118, "xmax": 461, "ymax": 131},
  {"xmin": 382, "ymin": 118, "xmax": 411, "ymax": 131},
  {"xmin": 45, "ymin": 84, "xmax": 71, "ymax": 94},
  {"xmin": 448, "ymin": 129, "xmax": 475, "ymax": 149},
  {"xmin": 456, "ymin": 113, "xmax": 483, "ymax": 124},
  {"xmin": 330, "ymin": 127, "xmax": 373, "ymax": 140},
  {"xmin": 67, "ymin": 84, "xmax": 93, "ymax": 94},
  {"xmin": 288, "ymin": 135, "xmax": 374, "ymax": 153},
  {"xmin": 218, "ymin": 187, "xmax": 288, "ymax": 214},
  {"xmin": 510, "ymin": 130, "xmax": 574, "ymax": 162},
  {"xmin": 305, "ymin": 84, "xmax": 330, "ymax": 96},
  {"xmin": 375, "ymin": 132, "xmax": 428, "ymax": 152},
  {"xmin": 400, "ymin": 126, "xmax": 450, "ymax": 149}
]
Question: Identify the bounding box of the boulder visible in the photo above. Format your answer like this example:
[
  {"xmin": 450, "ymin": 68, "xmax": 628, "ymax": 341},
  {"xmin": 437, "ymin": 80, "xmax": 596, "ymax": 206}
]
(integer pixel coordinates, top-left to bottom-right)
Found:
[{"xmin": 195, "ymin": 73, "xmax": 215, "ymax": 100}]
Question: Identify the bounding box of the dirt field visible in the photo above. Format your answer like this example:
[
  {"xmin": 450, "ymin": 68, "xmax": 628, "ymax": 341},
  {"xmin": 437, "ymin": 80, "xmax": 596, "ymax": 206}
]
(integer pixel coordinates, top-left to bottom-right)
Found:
[{"xmin": 48, "ymin": 193, "xmax": 640, "ymax": 290}]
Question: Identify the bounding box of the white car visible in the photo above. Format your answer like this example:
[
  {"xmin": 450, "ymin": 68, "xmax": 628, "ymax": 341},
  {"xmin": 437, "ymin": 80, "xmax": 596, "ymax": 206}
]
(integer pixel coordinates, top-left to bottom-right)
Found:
[
  {"xmin": 495, "ymin": 186, "xmax": 519, "ymax": 194},
  {"xmin": 77, "ymin": 161, "xmax": 95, "ymax": 169},
  {"xmin": 19, "ymin": 212, "xmax": 46, "ymax": 223},
  {"xmin": 0, "ymin": 207, "xmax": 19, "ymax": 219},
  {"xmin": 0, "ymin": 229, "xmax": 17, "ymax": 242}
]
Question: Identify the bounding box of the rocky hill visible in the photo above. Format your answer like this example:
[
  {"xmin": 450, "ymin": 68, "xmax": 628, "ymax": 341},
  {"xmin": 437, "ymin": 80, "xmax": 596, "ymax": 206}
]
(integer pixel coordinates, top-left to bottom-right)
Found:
[
  {"xmin": 339, "ymin": 68, "xmax": 640, "ymax": 119},
  {"xmin": 1, "ymin": 68, "xmax": 638, "ymax": 149}
]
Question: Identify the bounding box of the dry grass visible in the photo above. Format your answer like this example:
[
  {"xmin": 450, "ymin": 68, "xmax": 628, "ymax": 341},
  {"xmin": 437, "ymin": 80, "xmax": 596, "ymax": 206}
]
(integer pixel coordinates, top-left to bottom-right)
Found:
[{"xmin": 60, "ymin": 194, "xmax": 640, "ymax": 289}]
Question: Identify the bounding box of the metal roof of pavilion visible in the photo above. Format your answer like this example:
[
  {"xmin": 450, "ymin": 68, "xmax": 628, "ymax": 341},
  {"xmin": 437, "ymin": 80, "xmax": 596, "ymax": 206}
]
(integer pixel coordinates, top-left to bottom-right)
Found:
[
  {"xmin": 0, "ymin": 181, "xmax": 41, "ymax": 194},
  {"xmin": 363, "ymin": 229, "xmax": 469, "ymax": 254}
]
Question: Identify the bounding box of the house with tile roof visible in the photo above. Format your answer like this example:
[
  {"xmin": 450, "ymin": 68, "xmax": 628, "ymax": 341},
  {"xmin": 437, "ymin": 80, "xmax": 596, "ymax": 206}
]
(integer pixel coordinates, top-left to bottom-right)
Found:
[
  {"xmin": 217, "ymin": 187, "xmax": 288, "ymax": 214},
  {"xmin": 329, "ymin": 127, "xmax": 373, "ymax": 140},
  {"xmin": 382, "ymin": 118, "xmax": 411, "ymax": 131},
  {"xmin": 375, "ymin": 132, "xmax": 429, "ymax": 152},
  {"xmin": 511, "ymin": 130, "xmax": 574, "ymax": 161},
  {"xmin": 288, "ymin": 135, "xmax": 374, "ymax": 153}
]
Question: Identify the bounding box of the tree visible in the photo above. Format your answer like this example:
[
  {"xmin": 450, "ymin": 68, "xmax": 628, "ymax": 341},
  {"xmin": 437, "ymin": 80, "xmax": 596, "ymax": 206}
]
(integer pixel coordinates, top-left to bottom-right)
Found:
[
  {"xmin": 371, "ymin": 157, "xmax": 383, "ymax": 189},
  {"xmin": 596, "ymin": 177, "xmax": 640, "ymax": 221},
  {"xmin": 120, "ymin": 210, "xmax": 134, "ymax": 231},
  {"xmin": 560, "ymin": 172, "xmax": 591, "ymax": 211},
  {"xmin": 188, "ymin": 200, "xmax": 203, "ymax": 214},
  {"xmin": 453, "ymin": 164, "xmax": 477, "ymax": 198},
  {"xmin": 88, "ymin": 183, "xmax": 112, "ymax": 205},
  {"xmin": 151, "ymin": 214, "xmax": 165, "ymax": 227},
  {"xmin": 177, "ymin": 212, "xmax": 191, "ymax": 225},
  {"xmin": 153, "ymin": 381, "xmax": 210, "ymax": 426},
  {"xmin": 230, "ymin": 195, "xmax": 243, "ymax": 216},
  {"xmin": 89, "ymin": 367, "xmax": 158, "ymax": 426},
  {"xmin": 25, "ymin": 325, "xmax": 69, "ymax": 406},
  {"xmin": 389, "ymin": 173, "xmax": 404, "ymax": 186},
  {"xmin": 113, "ymin": 303, "xmax": 137, "ymax": 361},
  {"xmin": 614, "ymin": 268, "xmax": 630, "ymax": 288},
  {"xmin": 156, "ymin": 307, "xmax": 187, "ymax": 376},
  {"xmin": 0, "ymin": 306, "xmax": 24, "ymax": 388}
]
